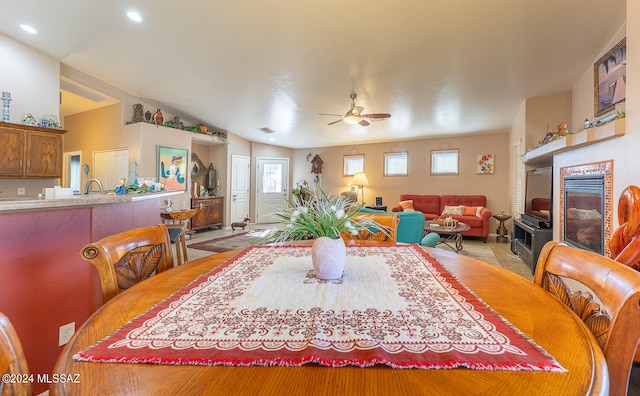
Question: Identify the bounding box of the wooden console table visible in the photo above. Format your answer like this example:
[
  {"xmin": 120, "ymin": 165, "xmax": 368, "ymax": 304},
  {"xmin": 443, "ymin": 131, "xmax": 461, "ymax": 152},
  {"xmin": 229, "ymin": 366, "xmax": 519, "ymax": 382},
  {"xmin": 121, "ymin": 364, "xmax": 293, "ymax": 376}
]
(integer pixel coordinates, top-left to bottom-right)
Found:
[{"xmin": 191, "ymin": 196, "xmax": 223, "ymax": 231}]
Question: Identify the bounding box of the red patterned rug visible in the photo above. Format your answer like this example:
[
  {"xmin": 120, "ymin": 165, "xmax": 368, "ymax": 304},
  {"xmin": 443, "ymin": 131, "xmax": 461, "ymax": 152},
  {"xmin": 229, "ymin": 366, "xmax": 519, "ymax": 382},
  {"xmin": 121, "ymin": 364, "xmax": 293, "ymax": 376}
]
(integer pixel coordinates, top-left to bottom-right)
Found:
[
  {"xmin": 187, "ymin": 229, "xmax": 275, "ymax": 252},
  {"xmin": 76, "ymin": 245, "xmax": 564, "ymax": 371}
]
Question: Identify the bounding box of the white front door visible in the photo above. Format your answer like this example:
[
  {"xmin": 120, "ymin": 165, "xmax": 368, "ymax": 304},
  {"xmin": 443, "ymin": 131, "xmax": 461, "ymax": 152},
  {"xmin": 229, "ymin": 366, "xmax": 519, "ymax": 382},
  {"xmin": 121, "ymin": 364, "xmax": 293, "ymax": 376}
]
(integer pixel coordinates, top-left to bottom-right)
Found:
[
  {"xmin": 230, "ymin": 155, "xmax": 251, "ymax": 224},
  {"xmin": 255, "ymin": 157, "xmax": 289, "ymax": 224}
]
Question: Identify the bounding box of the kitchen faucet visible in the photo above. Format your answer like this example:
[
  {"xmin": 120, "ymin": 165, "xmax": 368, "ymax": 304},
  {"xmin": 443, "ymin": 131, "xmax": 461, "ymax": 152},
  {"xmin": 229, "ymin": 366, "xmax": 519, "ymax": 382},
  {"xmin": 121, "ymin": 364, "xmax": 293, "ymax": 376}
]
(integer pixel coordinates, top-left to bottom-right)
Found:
[{"xmin": 83, "ymin": 178, "xmax": 105, "ymax": 195}]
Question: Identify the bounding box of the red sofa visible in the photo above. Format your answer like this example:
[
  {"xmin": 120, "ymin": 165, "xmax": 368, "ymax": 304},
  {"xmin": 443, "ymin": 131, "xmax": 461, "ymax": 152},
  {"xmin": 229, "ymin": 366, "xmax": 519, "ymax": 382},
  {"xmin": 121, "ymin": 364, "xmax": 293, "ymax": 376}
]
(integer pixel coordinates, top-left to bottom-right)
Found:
[{"xmin": 392, "ymin": 194, "xmax": 492, "ymax": 241}]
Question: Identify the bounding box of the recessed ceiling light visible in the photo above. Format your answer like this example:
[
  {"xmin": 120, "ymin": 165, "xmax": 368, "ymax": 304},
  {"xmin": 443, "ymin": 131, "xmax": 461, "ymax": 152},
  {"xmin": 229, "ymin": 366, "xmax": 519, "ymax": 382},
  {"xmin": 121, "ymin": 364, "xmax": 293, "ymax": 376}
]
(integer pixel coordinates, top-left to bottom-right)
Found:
[
  {"xmin": 20, "ymin": 24, "xmax": 37, "ymax": 34},
  {"xmin": 270, "ymin": 138, "xmax": 276, "ymax": 142},
  {"xmin": 127, "ymin": 11, "xmax": 142, "ymax": 22}
]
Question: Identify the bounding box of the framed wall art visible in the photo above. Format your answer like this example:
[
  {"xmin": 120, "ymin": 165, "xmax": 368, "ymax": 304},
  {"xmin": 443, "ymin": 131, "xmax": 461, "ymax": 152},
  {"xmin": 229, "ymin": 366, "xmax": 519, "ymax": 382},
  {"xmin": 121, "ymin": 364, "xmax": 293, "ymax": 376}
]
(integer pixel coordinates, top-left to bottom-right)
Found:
[
  {"xmin": 594, "ymin": 38, "xmax": 626, "ymax": 116},
  {"xmin": 157, "ymin": 146, "xmax": 188, "ymax": 191},
  {"xmin": 477, "ymin": 154, "xmax": 494, "ymax": 174}
]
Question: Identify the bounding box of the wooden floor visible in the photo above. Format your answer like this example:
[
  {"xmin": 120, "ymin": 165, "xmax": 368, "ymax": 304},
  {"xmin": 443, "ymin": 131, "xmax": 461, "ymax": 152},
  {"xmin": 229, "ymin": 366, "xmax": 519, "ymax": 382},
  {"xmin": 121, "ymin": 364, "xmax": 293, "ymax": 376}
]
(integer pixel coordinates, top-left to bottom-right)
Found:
[{"xmin": 184, "ymin": 224, "xmax": 640, "ymax": 394}]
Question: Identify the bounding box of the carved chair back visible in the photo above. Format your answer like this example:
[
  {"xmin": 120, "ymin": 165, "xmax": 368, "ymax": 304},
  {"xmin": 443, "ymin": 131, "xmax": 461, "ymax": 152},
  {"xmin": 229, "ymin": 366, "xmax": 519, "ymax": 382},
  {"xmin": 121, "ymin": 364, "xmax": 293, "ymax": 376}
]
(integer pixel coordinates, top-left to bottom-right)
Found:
[
  {"xmin": 81, "ymin": 224, "xmax": 174, "ymax": 303},
  {"xmin": 534, "ymin": 241, "xmax": 640, "ymax": 396},
  {"xmin": 341, "ymin": 213, "xmax": 399, "ymax": 243},
  {"xmin": 0, "ymin": 312, "xmax": 32, "ymax": 396}
]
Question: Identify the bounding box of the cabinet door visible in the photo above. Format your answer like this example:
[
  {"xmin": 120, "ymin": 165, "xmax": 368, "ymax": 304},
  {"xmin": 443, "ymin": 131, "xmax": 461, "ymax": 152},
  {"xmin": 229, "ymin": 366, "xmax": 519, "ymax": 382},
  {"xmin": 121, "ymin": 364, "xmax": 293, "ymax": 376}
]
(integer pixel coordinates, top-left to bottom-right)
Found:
[
  {"xmin": 26, "ymin": 131, "xmax": 62, "ymax": 177},
  {"xmin": 0, "ymin": 127, "xmax": 25, "ymax": 177}
]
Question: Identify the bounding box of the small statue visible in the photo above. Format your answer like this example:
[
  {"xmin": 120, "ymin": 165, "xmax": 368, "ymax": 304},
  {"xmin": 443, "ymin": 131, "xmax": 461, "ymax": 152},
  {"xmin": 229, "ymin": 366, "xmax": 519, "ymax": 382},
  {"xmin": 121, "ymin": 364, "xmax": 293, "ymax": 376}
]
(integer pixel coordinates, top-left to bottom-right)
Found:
[
  {"xmin": 132, "ymin": 104, "xmax": 144, "ymax": 123},
  {"xmin": 165, "ymin": 198, "xmax": 173, "ymax": 212},
  {"xmin": 145, "ymin": 110, "xmax": 152, "ymax": 121},
  {"xmin": 153, "ymin": 109, "xmax": 164, "ymax": 125}
]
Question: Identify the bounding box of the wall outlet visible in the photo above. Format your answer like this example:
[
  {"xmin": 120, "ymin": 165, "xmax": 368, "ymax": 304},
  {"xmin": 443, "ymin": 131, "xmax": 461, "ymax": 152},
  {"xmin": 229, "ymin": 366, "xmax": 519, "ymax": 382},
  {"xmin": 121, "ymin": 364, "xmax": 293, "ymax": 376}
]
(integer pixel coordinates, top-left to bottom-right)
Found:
[
  {"xmin": 59, "ymin": 322, "xmax": 75, "ymax": 346},
  {"xmin": 17, "ymin": 187, "xmax": 26, "ymax": 196}
]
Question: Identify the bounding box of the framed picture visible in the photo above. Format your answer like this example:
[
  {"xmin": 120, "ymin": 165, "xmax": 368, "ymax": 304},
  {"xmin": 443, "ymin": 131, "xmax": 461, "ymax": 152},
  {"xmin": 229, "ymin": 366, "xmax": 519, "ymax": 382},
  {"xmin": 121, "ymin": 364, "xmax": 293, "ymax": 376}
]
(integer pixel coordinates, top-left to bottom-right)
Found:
[
  {"xmin": 594, "ymin": 38, "xmax": 626, "ymax": 116},
  {"xmin": 157, "ymin": 146, "xmax": 188, "ymax": 191},
  {"xmin": 477, "ymin": 154, "xmax": 494, "ymax": 174},
  {"xmin": 343, "ymin": 154, "xmax": 364, "ymax": 176}
]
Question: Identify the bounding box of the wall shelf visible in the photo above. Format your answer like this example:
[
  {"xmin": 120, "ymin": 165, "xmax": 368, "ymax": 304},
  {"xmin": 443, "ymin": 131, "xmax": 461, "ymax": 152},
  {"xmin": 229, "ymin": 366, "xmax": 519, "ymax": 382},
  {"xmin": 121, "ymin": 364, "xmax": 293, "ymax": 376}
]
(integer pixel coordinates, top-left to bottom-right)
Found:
[{"xmin": 523, "ymin": 118, "xmax": 625, "ymax": 165}]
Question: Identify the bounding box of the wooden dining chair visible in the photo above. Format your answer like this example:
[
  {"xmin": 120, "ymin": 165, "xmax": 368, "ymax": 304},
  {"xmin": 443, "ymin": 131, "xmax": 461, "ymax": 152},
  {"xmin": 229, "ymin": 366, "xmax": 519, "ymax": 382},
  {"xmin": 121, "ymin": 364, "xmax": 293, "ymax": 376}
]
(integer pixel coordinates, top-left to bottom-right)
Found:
[
  {"xmin": 0, "ymin": 312, "xmax": 32, "ymax": 396},
  {"xmin": 534, "ymin": 241, "xmax": 640, "ymax": 396},
  {"xmin": 80, "ymin": 224, "xmax": 174, "ymax": 303},
  {"xmin": 341, "ymin": 213, "xmax": 399, "ymax": 243}
]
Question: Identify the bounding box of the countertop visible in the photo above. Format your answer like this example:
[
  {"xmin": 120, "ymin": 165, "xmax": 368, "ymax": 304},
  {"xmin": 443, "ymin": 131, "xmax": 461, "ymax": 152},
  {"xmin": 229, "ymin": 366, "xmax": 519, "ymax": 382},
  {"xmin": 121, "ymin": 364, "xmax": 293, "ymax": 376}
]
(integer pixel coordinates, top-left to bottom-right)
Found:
[{"xmin": 0, "ymin": 191, "xmax": 183, "ymax": 212}]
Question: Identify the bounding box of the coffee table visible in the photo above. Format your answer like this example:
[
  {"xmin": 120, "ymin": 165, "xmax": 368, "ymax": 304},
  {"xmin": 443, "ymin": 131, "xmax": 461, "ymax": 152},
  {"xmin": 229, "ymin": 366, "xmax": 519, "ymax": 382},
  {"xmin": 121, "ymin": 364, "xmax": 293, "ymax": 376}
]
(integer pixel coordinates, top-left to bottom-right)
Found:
[{"xmin": 425, "ymin": 222, "xmax": 471, "ymax": 252}]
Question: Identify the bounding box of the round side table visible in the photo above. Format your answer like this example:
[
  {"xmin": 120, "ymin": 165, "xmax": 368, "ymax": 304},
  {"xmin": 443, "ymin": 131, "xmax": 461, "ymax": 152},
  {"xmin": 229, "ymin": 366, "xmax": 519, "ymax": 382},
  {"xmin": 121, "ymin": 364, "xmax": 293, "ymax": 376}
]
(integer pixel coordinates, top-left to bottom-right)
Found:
[{"xmin": 493, "ymin": 214, "xmax": 512, "ymax": 243}]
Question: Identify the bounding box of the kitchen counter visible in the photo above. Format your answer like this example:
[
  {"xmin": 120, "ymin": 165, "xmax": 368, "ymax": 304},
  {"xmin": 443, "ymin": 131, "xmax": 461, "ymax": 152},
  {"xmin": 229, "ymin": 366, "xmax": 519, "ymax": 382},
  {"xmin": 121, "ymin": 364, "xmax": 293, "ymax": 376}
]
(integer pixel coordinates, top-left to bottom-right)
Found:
[{"xmin": 0, "ymin": 190, "xmax": 183, "ymax": 212}]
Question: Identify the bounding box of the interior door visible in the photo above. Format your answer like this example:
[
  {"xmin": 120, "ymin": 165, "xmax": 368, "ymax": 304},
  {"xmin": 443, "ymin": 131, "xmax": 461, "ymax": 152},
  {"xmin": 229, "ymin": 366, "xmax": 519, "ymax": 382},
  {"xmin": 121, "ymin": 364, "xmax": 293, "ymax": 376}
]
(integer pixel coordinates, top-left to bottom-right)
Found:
[
  {"xmin": 230, "ymin": 155, "xmax": 250, "ymax": 224},
  {"xmin": 93, "ymin": 148, "xmax": 129, "ymax": 191},
  {"xmin": 255, "ymin": 157, "xmax": 289, "ymax": 224}
]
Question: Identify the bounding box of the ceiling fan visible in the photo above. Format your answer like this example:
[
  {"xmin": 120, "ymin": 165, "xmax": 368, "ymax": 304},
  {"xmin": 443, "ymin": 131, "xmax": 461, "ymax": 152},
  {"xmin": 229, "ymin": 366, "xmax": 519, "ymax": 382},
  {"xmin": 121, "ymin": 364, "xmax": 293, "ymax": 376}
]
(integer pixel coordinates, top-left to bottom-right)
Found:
[{"xmin": 319, "ymin": 93, "xmax": 391, "ymax": 126}]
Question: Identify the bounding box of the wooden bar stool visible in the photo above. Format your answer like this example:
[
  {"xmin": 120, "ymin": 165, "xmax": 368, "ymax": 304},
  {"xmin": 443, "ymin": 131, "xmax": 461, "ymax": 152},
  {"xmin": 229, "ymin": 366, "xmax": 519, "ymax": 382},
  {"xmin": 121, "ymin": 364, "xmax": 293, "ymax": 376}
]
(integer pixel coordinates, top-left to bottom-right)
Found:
[{"xmin": 161, "ymin": 209, "xmax": 197, "ymax": 266}]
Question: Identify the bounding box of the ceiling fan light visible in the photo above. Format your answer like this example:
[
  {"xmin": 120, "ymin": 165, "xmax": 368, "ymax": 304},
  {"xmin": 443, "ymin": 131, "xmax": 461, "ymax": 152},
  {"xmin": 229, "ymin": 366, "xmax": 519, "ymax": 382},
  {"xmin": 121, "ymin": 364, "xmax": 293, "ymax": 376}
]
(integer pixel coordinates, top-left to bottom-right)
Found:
[{"xmin": 343, "ymin": 114, "xmax": 363, "ymax": 124}]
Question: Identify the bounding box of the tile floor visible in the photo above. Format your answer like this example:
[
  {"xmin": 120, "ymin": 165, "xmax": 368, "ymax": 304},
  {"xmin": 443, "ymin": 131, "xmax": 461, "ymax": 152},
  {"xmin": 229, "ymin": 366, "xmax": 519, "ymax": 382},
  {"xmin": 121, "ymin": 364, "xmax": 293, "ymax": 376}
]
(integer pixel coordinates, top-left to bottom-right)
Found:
[{"xmin": 183, "ymin": 225, "xmax": 640, "ymax": 393}]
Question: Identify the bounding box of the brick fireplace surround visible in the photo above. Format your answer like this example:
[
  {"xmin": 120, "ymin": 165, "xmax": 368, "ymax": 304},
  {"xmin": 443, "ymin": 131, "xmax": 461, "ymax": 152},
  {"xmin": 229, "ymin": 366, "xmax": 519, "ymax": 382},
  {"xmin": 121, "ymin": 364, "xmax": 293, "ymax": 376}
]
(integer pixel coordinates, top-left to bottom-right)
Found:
[{"xmin": 559, "ymin": 160, "xmax": 613, "ymax": 256}]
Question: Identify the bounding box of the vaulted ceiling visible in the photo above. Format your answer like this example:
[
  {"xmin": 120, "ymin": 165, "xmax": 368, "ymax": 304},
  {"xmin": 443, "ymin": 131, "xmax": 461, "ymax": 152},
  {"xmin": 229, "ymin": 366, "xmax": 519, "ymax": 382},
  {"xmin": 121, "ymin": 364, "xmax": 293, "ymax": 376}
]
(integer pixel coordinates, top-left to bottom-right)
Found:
[{"xmin": 0, "ymin": 0, "xmax": 626, "ymax": 148}]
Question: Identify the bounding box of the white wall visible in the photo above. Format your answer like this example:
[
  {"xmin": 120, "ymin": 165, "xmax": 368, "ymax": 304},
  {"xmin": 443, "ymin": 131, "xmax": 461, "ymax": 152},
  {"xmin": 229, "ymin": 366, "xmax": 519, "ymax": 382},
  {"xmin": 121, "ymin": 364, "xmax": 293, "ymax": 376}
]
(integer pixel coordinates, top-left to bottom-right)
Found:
[{"xmin": 0, "ymin": 34, "xmax": 60, "ymax": 123}]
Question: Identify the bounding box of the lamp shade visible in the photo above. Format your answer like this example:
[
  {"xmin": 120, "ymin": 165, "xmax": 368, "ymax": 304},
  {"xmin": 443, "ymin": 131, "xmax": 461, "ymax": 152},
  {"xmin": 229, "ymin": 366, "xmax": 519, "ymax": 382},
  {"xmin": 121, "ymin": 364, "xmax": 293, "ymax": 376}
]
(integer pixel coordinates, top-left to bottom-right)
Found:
[{"xmin": 351, "ymin": 172, "xmax": 369, "ymax": 187}]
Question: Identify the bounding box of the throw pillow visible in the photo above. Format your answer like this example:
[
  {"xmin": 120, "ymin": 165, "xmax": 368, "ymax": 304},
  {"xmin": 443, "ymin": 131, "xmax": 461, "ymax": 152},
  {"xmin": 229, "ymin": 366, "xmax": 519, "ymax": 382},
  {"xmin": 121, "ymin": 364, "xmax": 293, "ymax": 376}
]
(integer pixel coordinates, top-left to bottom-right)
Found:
[
  {"xmin": 399, "ymin": 200, "xmax": 415, "ymax": 212},
  {"xmin": 463, "ymin": 206, "xmax": 477, "ymax": 216},
  {"xmin": 441, "ymin": 205, "xmax": 464, "ymax": 216},
  {"xmin": 462, "ymin": 206, "xmax": 484, "ymax": 217}
]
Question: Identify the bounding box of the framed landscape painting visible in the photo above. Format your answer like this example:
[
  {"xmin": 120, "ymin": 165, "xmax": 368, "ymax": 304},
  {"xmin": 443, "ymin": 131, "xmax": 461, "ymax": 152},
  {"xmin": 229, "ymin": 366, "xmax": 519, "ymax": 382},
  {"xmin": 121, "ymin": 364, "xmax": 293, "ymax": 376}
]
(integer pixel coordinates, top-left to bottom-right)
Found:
[{"xmin": 157, "ymin": 146, "xmax": 188, "ymax": 191}]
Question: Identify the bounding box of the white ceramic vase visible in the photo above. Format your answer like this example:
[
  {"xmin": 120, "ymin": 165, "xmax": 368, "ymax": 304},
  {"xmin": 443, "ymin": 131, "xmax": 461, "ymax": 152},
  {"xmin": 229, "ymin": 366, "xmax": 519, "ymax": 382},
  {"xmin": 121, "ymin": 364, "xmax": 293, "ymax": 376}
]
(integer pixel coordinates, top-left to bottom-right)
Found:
[{"xmin": 311, "ymin": 236, "xmax": 347, "ymax": 280}]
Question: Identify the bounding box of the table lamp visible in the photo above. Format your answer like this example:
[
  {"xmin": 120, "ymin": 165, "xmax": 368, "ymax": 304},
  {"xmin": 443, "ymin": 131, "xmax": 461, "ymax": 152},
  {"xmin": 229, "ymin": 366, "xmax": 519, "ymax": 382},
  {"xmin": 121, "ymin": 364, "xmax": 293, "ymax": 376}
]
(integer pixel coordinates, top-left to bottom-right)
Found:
[{"xmin": 350, "ymin": 172, "xmax": 369, "ymax": 204}]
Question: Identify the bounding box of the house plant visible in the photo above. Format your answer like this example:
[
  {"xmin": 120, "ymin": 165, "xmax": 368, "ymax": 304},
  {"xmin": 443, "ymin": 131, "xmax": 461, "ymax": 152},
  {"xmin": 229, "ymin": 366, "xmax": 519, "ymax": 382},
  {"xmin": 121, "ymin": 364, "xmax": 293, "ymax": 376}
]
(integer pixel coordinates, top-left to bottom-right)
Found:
[{"xmin": 269, "ymin": 187, "xmax": 389, "ymax": 279}]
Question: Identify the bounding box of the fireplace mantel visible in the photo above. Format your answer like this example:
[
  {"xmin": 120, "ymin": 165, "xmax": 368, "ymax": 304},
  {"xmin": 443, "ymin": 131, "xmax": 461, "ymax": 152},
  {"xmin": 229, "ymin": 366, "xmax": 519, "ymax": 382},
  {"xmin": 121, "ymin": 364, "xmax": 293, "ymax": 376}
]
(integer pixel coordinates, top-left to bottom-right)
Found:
[{"xmin": 523, "ymin": 118, "xmax": 625, "ymax": 166}]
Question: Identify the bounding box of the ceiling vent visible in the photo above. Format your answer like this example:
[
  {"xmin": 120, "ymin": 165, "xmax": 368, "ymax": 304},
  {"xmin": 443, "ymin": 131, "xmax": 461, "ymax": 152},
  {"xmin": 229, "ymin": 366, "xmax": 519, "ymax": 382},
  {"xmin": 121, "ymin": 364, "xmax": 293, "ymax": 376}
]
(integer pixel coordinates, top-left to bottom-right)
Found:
[{"xmin": 259, "ymin": 127, "xmax": 275, "ymax": 134}]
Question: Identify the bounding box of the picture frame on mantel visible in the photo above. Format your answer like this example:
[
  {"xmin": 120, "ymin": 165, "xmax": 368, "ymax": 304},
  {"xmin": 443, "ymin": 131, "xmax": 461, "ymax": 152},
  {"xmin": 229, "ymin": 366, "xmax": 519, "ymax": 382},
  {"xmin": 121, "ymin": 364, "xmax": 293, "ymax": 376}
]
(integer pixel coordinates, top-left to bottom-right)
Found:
[{"xmin": 594, "ymin": 38, "xmax": 626, "ymax": 116}]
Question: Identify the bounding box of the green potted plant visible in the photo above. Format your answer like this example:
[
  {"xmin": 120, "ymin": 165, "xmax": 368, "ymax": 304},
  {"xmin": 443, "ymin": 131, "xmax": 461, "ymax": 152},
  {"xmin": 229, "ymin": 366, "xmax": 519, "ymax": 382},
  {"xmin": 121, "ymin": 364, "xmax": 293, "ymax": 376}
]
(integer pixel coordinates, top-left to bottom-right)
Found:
[{"xmin": 269, "ymin": 187, "xmax": 389, "ymax": 279}]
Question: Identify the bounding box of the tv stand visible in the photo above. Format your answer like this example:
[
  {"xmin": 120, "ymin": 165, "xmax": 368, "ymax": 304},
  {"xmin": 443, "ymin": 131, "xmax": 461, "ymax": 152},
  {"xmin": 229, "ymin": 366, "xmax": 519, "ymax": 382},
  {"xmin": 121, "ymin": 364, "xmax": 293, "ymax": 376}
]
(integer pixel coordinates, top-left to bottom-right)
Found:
[{"xmin": 512, "ymin": 219, "xmax": 553, "ymax": 274}]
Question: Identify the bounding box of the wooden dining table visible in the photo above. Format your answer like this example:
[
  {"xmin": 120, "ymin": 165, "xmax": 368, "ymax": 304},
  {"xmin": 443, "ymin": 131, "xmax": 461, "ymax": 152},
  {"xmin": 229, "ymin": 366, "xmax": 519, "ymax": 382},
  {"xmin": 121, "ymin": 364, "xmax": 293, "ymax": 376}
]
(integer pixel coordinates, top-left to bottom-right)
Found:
[{"xmin": 51, "ymin": 242, "xmax": 607, "ymax": 396}]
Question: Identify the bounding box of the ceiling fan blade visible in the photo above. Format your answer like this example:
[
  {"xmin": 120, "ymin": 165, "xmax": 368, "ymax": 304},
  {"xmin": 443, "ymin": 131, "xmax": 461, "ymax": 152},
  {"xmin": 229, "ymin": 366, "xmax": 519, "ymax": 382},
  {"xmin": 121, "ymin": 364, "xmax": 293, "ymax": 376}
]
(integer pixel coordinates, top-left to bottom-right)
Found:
[
  {"xmin": 359, "ymin": 119, "xmax": 370, "ymax": 126},
  {"xmin": 318, "ymin": 113, "xmax": 343, "ymax": 117},
  {"xmin": 362, "ymin": 113, "xmax": 391, "ymax": 119},
  {"xmin": 327, "ymin": 119, "xmax": 343, "ymax": 125}
]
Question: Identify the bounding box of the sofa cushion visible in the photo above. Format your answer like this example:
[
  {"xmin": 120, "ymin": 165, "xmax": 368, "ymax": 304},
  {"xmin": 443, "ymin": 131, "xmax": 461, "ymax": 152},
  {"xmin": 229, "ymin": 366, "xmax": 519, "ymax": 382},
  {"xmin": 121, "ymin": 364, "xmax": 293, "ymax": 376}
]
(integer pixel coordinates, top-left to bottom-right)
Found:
[
  {"xmin": 398, "ymin": 194, "xmax": 441, "ymax": 215},
  {"xmin": 462, "ymin": 206, "xmax": 484, "ymax": 217},
  {"xmin": 442, "ymin": 205, "xmax": 464, "ymax": 216},
  {"xmin": 358, "ymin": 208, "xmax": 424, "ymax": 244},
  {"xmin": 440, "ymin": 195, "xmax": 487, "ymax": 213},
  {"xmin": 399, "ymin": 200, "xmax": 415, "ymax": 211}
]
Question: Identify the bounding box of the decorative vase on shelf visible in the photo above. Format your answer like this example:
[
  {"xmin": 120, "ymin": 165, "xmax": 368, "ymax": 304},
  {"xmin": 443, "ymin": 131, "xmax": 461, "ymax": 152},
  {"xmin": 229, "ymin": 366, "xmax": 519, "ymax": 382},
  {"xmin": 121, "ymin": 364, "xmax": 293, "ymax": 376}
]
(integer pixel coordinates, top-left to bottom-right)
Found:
[
  {"xmin": 311, "ymin": 237, "xmax": 347, "ymax": 280},
  {"xmin": 153, "ymin": 108, "xmax": 164, "ymax": 125},
  {"xmin": 2, "ymin": 91, "xmax": 11, "ymax": 122}
]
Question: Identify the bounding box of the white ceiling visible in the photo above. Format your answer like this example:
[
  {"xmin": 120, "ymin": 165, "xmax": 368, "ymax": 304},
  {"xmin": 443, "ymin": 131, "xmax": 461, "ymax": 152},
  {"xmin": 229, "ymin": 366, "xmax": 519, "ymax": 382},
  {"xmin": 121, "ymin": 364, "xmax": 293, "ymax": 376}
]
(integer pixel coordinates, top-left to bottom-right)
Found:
[{"xmin": 0, "ymin": 0, "xmax": 626, "ymax": 149}]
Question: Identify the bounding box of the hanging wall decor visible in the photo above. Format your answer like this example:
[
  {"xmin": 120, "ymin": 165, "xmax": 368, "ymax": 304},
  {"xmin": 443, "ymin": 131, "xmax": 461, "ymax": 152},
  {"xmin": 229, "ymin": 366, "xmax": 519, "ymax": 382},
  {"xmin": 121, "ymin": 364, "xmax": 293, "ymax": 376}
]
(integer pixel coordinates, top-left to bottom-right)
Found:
[{"xmin": 477, "ymin": 154, "xmax": 494, "ymax": 174}]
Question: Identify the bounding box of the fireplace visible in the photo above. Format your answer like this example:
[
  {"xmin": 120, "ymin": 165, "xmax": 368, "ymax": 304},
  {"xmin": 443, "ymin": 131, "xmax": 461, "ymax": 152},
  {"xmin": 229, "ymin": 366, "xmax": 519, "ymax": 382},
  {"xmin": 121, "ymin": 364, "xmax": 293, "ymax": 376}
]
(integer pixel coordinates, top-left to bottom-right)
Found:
[
  {"xmin": 560, "ymin": 161, "xmax": 613, "ymax": 256},
  {"xmin": 563, "ymin": 175, "xmax": 604, "ymax": 254}
]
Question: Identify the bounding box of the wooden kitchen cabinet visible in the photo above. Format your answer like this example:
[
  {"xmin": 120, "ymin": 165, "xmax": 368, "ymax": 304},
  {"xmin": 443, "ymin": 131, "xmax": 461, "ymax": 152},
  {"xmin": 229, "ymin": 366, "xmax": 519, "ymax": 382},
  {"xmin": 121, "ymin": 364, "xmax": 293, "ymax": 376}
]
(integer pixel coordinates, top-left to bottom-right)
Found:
[
  {"xmin": 191, "ymin": 196, "xmax": 224, "ymax": 230},
  {"xmin": 0, "ymin": 123, "xmax": 65, "ymax": 178}
]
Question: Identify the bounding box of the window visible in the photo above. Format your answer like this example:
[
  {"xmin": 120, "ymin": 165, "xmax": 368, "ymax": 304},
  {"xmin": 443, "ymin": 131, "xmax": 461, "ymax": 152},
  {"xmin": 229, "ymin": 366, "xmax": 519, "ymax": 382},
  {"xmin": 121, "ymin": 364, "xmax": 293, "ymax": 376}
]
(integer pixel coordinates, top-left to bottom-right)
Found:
[
  {"xmin": 431, "ymin": 149, "xmax": 459, "ymax": 175},
  {"xmin": 343, "ymin": 155, "xmax": 364, "ymax": 176},
  {"xmin": 262, "ymin": 163, "xmax": 283, "ymax": 193},
  {"xmin": 384, "ymin": 152, "xmax": 408, "ymax": 176}
]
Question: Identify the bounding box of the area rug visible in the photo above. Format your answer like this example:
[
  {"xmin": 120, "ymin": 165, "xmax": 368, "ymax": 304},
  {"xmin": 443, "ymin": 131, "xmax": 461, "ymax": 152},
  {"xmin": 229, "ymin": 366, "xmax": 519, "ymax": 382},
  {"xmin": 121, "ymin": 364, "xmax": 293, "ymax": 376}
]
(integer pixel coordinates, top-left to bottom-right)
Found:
[
  {"xmin": 188, "ymin": 229, "xmax": 275, "ymax": 252},
  {"xmin": 445, "ymin": 242, "xmax": 501, "ymax": 267},
  {"xmin": 75, "ymin": 244, "xmax": 563, "ymax": 372}
]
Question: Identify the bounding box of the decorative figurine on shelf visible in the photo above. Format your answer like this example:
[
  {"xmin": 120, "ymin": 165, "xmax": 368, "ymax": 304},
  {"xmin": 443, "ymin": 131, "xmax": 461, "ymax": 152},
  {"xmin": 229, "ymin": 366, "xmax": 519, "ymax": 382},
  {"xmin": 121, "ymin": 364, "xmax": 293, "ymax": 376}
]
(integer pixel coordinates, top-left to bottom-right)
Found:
[
  {"xmin": 145, "ymin": 110, "xmax": 152, "ymax": 121},
  {"xmin": 555, "ymin": 122, "xmax": 568, "ymax": 137},
  {"xmin": 311, "ymin": 154, "xmax": 323, "ymax": 184},
  {"xmin": 165, "ymin": 198, "xmax": 173, "ymax": 212},
  {"xmin": 204, "ymin": 163, "xmax": 217, "ymax": 196},
  {"xmin": 23, "ymin": 113, "xmax": 37, "ymax": 126},
  {"xmin": 2, "ymin": 91, "xmax": 11, "ymax": 122},
  {"xmin": 231, "ymin": 217, "xmax": 250, "ymax": 231},
  {"xmin": 153, "ymin": 108, "xmax": 164, "ymax": 125},
  {"xmin": 132, "ymin": 104, "xmax": 144, "ymax": 123},
  {"xmin": 584, "ymin": 118, "xmax": 590, "ymax": 130},
  {"xmin": 173, "ymin": 115, "xmax": 183, "ymax": 129}
]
